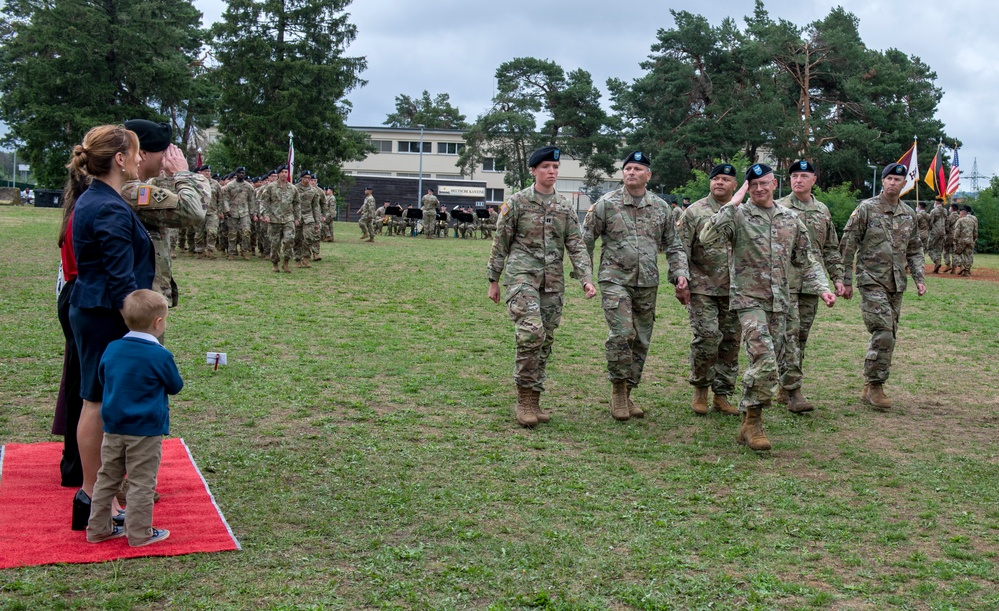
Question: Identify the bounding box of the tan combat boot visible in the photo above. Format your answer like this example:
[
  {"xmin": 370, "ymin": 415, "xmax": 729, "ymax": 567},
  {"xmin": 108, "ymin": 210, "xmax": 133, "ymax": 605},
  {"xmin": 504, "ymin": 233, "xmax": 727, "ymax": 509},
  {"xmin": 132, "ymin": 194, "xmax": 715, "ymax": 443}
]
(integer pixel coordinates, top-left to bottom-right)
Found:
[
  {"xmin": 863, "ymin": 383, "xmax": 891, "ymax": 409},
  {"xmin": 691, "ymin": 386, "xmax": 709, "ymax": 415},
  {"xmin": 272, "ymin": 262, "xmax": 280, "ymax": 273},
  {"xmin": 775, "ymin": 387, "xmax": 789, "ymax": 405},
  {"xmin": 736, "ymin": 407, "xmax": 772, "ymax": 451},
  {"xmin": 515, "ymin": 386, "xmax": 538, "ymax": 428},
  {"xmin": 241, "ymin": 252, "xmax": 250, "ymax": 260},
  {"xmin": 532, "ymin": 390, "xmax": 550, "ymax": 423},
  {"xmin": 786, "ymin": 388, "xmax": 815, "ymax": 413},
  {"xmin": 626, "ymin": 386, "xmax": 644, "ymax": 419},
  {"xmin": 282, "ymin": 260, "xmax": 292, "ymax": 273},
  {"xmin": 302, "ymin": 257, "xmax": 311, "ymax": 268},
  {"xmin": 711, "ymin": 394, "xmax": 739, "ymax": 415},
  {"xmin": 932, "ymin": 264, "xmax": 940, "ymax": 273},
  {"xmin": 611, "ymin": 381, "xmax": 630, "ymax": 421}
]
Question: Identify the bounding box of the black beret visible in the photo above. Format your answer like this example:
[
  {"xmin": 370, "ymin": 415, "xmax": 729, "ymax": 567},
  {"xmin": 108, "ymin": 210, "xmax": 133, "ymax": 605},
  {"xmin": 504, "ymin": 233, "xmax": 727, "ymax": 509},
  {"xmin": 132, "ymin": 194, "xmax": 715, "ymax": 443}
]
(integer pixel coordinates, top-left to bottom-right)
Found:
[
  {"xmin": 709, "ymin": 164, "xmax": 736, "ymax": 179},
  {"xmin": 622, "ymin": 151, "xmax": 651, "ymax": 169},
  {"xmin": 745, "ymin": 163, "xmax": 774, "ymax": 181},
  {"xmin": 276, "ymin": 164, "xmax": 288, "ymax": 172},
  {"xmin": 212, "ymin": 173, "xmax": 220, "ymax": 180},
  {"xmin": 265, "ymin": 170, "xmax": 276, "ymax": 177},
  {"xmin": 950, "ymin": 203, "xmax": 960, "ymax": 210},
  {"xmin": 963, "ymin": 205, "xmax": 973, "ymax": 212},
  {"xmin": 123, "ymin": 119, "xmax": 171, "ymax": 153},
  {"xmin": 364, "ymin": 185, "xmax": 373, "ymax": 190},
  {"xmin": 235, "ymin": 166, "xmax": 246, "ymax": 173},
  {"xmin": 299, "ymin": 169, "xmax": 312, "ymax": 178},
  {"xmin": 789, "ymin": 160, "xmax": 815, "ymax": 175},
  {"xmin": 528, "ymin": 146, "xmax": 560, "ymax": 168},
  {"xmin": 881, "ymin": 163, "xmax": 907, "ymax": 178}
]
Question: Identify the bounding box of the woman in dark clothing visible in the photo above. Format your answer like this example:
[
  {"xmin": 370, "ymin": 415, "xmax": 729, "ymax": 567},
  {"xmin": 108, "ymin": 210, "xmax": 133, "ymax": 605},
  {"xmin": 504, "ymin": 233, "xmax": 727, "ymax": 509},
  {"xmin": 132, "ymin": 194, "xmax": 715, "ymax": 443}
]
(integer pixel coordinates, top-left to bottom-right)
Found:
[{"xmin": 66, "ymin": 124, "xmax": 155, "ymax": 529}]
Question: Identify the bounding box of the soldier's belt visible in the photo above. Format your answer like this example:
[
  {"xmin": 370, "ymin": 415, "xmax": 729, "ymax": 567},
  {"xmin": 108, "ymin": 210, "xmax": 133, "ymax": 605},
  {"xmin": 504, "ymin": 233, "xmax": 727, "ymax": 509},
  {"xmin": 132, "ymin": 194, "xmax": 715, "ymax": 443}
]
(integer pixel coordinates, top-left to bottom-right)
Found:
[{"xmin": 123, "ymin": 183, "xmax": 179, "ymax": 211}]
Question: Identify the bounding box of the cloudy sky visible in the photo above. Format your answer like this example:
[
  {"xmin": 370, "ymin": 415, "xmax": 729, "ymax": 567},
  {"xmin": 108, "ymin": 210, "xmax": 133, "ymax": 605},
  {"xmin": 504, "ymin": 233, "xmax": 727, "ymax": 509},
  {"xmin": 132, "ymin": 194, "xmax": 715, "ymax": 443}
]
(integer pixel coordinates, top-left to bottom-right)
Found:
[{"xmin": 201, "ymin": 0, "xmax": 996, "ymax": 188}]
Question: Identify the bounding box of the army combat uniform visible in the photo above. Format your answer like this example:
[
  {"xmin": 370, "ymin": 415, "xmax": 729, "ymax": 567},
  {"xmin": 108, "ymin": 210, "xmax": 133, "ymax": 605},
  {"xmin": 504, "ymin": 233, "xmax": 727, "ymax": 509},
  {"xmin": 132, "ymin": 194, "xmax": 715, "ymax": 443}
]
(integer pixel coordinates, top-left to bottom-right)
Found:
[
  {"xmin": 259, "ymin": 179, "xmax": 301, "ymax": 271},
  {"xmin": 224, "ymin": 179, "xmax": 255, "ymax": 259},
  {"xmin": 421, "ymin": 194, "xmax": 438, "ymax": 239},
  {"xmin": 195, "ymin": 177, "xmax": 222, "ymax": 258},
  {"xmin": 927, "ymin": 202, "xmax": 947, "ymax": 270},
  {"xmin": 916, "ymin": 207, "xmax": 930, "ymax": 252},
  {"xmin": 840, "ymin": 194, "xmax": 924, "ymax": 388},
  {"xmin": 584, "ymin": 187, "xmax": 688, "ymax": 415},
  {"xmin": 775, "ymin": 193, "xmax": 844, "ymax": 407},
  {"xmin": 487, "ymin": 187, "xmax": 593, "ymax": 395},
  {"xmin": 359, "ymin": 194, "xmax": 376, "ymax": 240},
  {"xmin": 952, "ymin": 211, "xmax": 978, "ymax": 275},
  {"xmin": 678, "ymin": 194, "xmax": 742, "ymax": 412},
  {"xmin": 700, "ymin": 200, "xmax": 829, "ymax": 414},
  {"xmin": 123, "ymin": 173, "xmax": 207, "ymax": 308}
]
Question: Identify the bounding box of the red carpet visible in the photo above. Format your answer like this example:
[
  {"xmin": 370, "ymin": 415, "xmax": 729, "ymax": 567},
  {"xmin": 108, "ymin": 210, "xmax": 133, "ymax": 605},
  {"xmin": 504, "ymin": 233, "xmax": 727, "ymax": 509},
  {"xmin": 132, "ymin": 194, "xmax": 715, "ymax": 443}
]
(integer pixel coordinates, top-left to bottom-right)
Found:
[{"xmin": 0, "ymin": 438, "xmax": 240, "ymax": 568}]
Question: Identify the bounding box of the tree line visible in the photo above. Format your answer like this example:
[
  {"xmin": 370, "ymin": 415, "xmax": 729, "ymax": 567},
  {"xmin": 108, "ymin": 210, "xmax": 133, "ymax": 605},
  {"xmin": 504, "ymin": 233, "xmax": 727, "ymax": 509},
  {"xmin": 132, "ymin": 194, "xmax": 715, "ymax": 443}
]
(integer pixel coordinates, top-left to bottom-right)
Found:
[{"xmin": 0, "ymin": 1, "xmax": 966, "ymax": 207}]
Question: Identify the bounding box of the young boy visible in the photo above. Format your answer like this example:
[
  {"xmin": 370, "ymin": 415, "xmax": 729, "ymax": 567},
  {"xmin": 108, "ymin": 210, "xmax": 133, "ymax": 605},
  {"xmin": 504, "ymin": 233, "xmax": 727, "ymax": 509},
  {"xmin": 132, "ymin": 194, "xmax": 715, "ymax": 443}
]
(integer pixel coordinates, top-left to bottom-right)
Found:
[{"xmin": 86, "ymin": 289, "xmax": 183, "ymax": 547}]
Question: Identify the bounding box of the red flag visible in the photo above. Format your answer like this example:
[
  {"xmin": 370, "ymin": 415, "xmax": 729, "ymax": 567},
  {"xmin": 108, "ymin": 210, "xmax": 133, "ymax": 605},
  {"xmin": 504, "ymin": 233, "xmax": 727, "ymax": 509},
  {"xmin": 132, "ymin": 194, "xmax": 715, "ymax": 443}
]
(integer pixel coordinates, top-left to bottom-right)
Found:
[
  {"xmin": 947, "ymin": 148, "xmax": 961, "ymax": 195},
  {"xmin": 195, "ymin": 150, "xmax": 203, "ymax": 169},
  {"xmin": 897, "ymin": 139, "xmax": 919, "ymax": 196}
]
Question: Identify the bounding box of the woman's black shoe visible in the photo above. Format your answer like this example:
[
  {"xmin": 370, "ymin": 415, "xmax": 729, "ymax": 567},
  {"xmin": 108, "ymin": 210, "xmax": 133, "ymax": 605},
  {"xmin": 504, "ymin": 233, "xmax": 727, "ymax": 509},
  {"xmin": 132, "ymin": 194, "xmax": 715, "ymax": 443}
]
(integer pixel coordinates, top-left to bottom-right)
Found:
[{"xmin": 72, "ymin": 489, "xmax": 91, "ymax": 531}]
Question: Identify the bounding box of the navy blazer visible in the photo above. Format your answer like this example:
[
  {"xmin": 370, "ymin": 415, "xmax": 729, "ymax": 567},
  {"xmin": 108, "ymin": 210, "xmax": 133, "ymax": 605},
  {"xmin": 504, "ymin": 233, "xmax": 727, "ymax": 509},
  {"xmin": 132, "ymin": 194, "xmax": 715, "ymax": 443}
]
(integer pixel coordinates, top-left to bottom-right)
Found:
[{"xmin": 70, "ymin": 180, "xmax": 155, "ymax": 310}]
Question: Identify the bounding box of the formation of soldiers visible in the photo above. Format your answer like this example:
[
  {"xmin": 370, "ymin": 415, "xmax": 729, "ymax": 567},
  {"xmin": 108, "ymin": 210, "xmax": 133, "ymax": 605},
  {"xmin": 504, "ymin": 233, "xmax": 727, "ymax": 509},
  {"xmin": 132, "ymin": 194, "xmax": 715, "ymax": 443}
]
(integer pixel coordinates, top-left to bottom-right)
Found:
[
  {"xmin": 919, "ymin": 197, "xmax": 980, "ymax": 276},
  {"xmin": 487, "ymin": 145, "xmax": 958, "ymax": 453},
  {"xmin": 360, "ymin": 186, "xmax": 499, "ymax": 241},
  {"xmin": 167, "ymin": 165, "xmax": 340, "ymax": 273}
]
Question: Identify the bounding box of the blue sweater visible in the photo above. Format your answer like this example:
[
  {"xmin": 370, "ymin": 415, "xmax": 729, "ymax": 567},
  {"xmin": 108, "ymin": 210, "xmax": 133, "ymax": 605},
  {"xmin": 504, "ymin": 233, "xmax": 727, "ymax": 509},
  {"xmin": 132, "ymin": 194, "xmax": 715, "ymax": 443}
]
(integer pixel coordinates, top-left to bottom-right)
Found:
[{"xmin": 99, "ymin": 334, "xmax": 183, "ymax": 436}]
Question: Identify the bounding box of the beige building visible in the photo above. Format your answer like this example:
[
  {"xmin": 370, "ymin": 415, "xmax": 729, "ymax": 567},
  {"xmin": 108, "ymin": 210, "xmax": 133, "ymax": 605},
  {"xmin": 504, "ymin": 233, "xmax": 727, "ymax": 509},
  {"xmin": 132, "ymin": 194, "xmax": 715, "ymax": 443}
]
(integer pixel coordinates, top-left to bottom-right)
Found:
[{"xmin": 346, "ymin": 126, "xmax": 622, "ymax": 211}]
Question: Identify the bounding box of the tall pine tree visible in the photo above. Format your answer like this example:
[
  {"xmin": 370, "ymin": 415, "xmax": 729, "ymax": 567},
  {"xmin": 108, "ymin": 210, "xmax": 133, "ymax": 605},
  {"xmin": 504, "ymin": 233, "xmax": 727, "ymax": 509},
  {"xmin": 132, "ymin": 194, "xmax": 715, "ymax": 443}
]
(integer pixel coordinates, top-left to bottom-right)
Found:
[
  {"xmin": 0, "ymin": 0, "xmax": 203, "ymax": 187},
  {"xmin": 210, "ymin": 0, "xmax": 368, "ymax": 180}
]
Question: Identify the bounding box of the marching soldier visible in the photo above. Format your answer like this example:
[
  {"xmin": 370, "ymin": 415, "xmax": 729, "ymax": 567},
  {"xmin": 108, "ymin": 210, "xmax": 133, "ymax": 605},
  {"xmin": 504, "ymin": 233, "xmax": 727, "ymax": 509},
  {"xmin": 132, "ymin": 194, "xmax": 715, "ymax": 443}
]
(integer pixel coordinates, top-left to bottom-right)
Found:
[
  {"xmin": 223, "ymin": 167, "xmax": 255, "ymax": 260},
  {"xmin": 421, "ymin": 189, "xmax": 439, "ymax": 239}
]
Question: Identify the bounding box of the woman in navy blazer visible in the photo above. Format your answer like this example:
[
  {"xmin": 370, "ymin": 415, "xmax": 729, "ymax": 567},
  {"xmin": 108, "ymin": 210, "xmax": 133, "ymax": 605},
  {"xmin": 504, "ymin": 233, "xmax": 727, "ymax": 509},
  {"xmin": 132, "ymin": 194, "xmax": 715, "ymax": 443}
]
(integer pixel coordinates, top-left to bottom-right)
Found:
[{"xmin": 66, "ymin": 124, "xmax": 155, "ymax": 529}]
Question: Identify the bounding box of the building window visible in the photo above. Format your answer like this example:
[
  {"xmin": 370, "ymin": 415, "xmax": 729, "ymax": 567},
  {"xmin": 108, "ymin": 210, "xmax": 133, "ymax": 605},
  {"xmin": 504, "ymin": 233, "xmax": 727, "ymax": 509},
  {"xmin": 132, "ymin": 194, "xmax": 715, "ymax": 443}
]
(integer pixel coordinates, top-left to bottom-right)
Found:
[
  {"xmin": 486, "ymin": 188, "xmax": 504, "ymax": 202},
  {"xmin": 437, "ymin": 142, "xmax": 465, "ymax": 155},
  {"xmin": 396, "ymin": 172, "xmax": 420, "ymax": 177},
  {"xmin": 483, "ymin": 158, "xmax": 506, "ymax": 172},
  {"xmin": 398, "ymin": 141, "xmax": 431, "ymax": 153},
  {"xmin": 367, "ymin": 139, "xmax": 392, "ymax": 153},
  {"xmin": 435, "ymin": 173, "xmax": 462, "ymax": 179}
]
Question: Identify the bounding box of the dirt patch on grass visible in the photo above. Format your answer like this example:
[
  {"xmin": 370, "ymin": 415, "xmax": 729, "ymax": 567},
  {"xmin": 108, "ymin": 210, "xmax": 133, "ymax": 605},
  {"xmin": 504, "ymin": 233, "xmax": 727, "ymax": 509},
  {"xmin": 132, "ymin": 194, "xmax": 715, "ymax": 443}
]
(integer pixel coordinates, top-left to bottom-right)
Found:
[{"xmin": 924, "ymin": 263, "xmax": 999, "ymax": 282}]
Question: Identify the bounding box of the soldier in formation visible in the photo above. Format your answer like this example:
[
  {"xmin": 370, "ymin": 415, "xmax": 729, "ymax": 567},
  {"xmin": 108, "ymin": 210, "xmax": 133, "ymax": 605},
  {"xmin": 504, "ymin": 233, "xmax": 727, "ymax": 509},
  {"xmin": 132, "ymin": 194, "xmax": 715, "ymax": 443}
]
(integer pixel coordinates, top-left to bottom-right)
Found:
[
  {"xmin": 583, "ymin": 151, "xmax": 689, "ymax": 421},
  {"xmin": 952, "ymin": 205, "xmax": 978, "ymax": 276},
  {"xmin": 774, "ymin": 160, "xmax": 845, "ymax": 413},
  {"xmin": 358, "ymin": 186, "xmax": 376, "ymax": 242},
  {"xmin": 487, "ymin": 146, "xmax": 596, "ymax": 428},
  {"xmin": 927, "ymin": 196, "xmax": 947, "ymax": 273},
  {"xmin": 699, "ymin": 163, "xmax": 835, "ymax": 451},
  {"xmin": 421, "ymin": 189, "xmax": 439, "ymax": 239},
  {"xmin": 840, "ymin": 163, "xmax": 926, "ymax": 409},
  {"xmin": 942, "ymin": 203, "xmax": 960, "ymax": 273},
  {"xmin": 916, "ymin": 202, "xmax": 930, "ymax": 252},
  {"xmin": 259, "ymin": 165, "xmax": 301, "ymax": 272}
]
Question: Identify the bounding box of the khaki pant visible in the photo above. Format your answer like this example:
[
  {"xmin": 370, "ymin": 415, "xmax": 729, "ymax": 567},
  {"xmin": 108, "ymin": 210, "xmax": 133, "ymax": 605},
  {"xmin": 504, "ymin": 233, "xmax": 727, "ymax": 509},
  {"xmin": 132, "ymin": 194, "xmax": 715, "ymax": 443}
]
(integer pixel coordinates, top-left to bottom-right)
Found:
[{"xmin": 87, "ymin": 434, "xmax": 163, "ymax": 546}]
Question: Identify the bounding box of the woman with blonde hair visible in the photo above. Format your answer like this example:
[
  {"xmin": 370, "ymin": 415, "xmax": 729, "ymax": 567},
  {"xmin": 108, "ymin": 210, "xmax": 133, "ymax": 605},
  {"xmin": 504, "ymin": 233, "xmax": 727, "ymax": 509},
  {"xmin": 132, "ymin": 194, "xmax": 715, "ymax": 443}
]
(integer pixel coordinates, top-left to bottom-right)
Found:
[{"xmin": 66, "ymin": 124, "xmax": 156, "ymax": 529}]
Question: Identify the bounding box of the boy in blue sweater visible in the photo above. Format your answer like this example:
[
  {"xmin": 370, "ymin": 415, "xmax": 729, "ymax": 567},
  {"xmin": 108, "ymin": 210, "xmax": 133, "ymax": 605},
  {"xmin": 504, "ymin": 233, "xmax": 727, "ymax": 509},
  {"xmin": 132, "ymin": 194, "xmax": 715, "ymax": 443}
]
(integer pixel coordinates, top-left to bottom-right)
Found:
[{"xmin": 87, "ymin": 289, "xmax": 183, "ymax": 547}]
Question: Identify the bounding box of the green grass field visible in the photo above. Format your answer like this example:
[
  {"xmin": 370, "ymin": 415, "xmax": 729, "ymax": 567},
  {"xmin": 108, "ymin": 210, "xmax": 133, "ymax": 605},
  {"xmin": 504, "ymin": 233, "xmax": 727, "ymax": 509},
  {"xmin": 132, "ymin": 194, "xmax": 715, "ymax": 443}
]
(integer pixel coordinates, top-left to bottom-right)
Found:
[{"xmin": 2, "ymin": 205, "xmax": 998, "ymax": 610}]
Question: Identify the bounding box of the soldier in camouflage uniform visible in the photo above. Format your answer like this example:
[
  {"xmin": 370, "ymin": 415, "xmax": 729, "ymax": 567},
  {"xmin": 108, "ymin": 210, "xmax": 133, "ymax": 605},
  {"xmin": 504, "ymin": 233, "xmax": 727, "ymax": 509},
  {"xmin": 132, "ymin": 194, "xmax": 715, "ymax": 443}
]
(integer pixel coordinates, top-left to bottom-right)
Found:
[
  {"xmin": 259, "ymin": 165, "xmax": 301, "ymax": 272},
  {"xmin": 223, "ymin": 168, "xmax": 255, "ymax": 259},
  {"xmin": 840, "ymin": 163, "xmax": 926, "ymax": 409},
  {"xmin": 677, "ymin": 164, "xmax": 743, "ymax": 417},
  {"xmin": 927, "ymin": 196, "xmax": 947, "ymax": 272},
  {"xmin": 293, "ymin": 170, "xmax": 318, "ymax": 268},
  {"xmin": 952, "ymin": 205, "xmax": 978, "ymax": 276},
  {"xmin": 324, "ymin": 187, "xmax": 337, "ymax": 242},
  {"xmin": 487, "ymin": 146, "xmax": 596, "ymax": 428},
  {"xmin": 916, "ymin": 202, "xmax": 930, "ymax": 252},
  {"xmin": 700, "ymin": 163, "xmax": 835, "ymax": 451},
  {"xmin": 194, "ymin": 165, "xmax": 222, "ymax": 259},
  {"xmin": 122, "ymin": 120, "xmax": 206, "ymax": 309},
  {"xmin": 481, "ymin": 206, "xmax": 499, "ymax": 240},
  {"xmin": 304, "ymin": 174, "xmax": 324, "ymax": 261},
  {"xmin": 584, "ymin": 151, "xmax": 689, "ymax": 421},
  {"xmin": 774, "ymin": 160, "xmax": 846, "ymax": 413},
  {"xmin": 358, "ymin": 187, "xmax": 376, "ymax": 241},
  {"xmin": 942, "ymin": 203, "xmax": 959, "ymax": 273},
  {"xmin": 421, "ymin": 189, "xmax": 439, "ymax": 238}
]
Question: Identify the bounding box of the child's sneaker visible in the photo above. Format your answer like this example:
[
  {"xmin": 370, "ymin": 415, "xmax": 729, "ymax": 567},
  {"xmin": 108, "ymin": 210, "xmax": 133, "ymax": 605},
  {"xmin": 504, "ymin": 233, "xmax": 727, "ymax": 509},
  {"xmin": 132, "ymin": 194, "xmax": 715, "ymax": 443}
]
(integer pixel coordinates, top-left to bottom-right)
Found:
[
  {"xmin": 131, "ymin": 528, "xmax": 170, "ymax": 547},
  {"xmin": 87, "ymin": 525, "xmax": 126, "ymax": 543}
]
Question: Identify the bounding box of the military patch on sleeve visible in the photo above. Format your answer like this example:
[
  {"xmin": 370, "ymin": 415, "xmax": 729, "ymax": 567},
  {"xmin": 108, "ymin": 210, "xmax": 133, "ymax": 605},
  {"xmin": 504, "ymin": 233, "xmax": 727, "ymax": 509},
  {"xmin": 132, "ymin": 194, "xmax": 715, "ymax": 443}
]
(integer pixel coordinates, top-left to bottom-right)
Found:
[
  {"xmin": 500, "ymin": 202, "xmax": 509, "ymax": 216},
  {"xmin": 587, "ymin": 204, "xmax": 595, "ymax": 213},
  {"xmin": 136, "ymin": 186, "xmax": 151, "ymax": 207}
]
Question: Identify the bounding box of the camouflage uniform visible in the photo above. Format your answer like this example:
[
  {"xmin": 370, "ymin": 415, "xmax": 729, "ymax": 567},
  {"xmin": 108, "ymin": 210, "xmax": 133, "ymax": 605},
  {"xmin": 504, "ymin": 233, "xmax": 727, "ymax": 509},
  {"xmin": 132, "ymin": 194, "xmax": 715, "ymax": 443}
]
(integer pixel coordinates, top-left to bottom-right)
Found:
[
  {"xmin": 927, "ymin": 202, "xmax": 947, "ymax": 266},
  {"xmin": 943, "ymin": 209, "xmax": 958, "ymax": 268},
  {"xmin": 359, "ymin": 194, "xmax": 376, "ymax": 239},
  {"xmin": 775, "ymin": 193, "xmax": 844, "ymax": 392},
  {"xmin": 916, "ymin": 207, "xmax": 930, "ymax": 252},
  {"xmin": 678, "ymin": 195, "xmax": 740, "ymax": 397},
  {"xmin": 260, "ymin": 180, "xmax": 302, "ymax": 264},
  {"xmin": 421, "ymin": 194, "xmax": 438, "ymax": 238},
  {"xmin": 195, "ymin": 177, "xmax": 222, "ymax": 257},
  {"xmin": 840, "ymin": 195, "xmax": 925, "ymax": 384},
  {"xmin": 254, "ymin": 185, "xmax": 270, "ymax": 257},
  {"xmin": 953, "ymin": 213, "xmax": 978, "ymax": 272},
  {"xmin": 584, "ymin": 188, "xmax": 688, "ymax": 386},
  {"xmin": 481, "ymin": 208, "xmax": 499, "ymax": 240},
  {"xmin": 123, "ymin": 172, "xmax": 207, "ymax": 307},
  {"xmin": 295, "ymin": 182, "xmax": 322, "ymax": 261},
  {"xmin": 224, "ymin": 179, "xmax": 255, "ymax": 257},
  {"xmin": 700, "ymin": 202, "xmax": 829, "ymax": 411},
  {"xmin": 487, "ymin": 187, "xmax": 593, "ymax": 392},
  {"xmin": 320, "ymin": 193, "xmax": 333, "ymax": 241}
]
